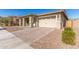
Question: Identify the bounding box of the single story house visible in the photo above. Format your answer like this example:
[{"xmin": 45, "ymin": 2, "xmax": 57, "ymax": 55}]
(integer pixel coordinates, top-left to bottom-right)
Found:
[
  {"xmin": 11, "ymin": 10, "xmax": 68, "ymax": 29},
  {"xmin": 0, "ymin": 10, "xmax": 68, "ymax": 29}
]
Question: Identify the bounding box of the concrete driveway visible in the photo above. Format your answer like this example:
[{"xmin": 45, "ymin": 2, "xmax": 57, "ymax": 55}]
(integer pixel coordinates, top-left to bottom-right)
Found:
[{"xmin": 0, "ymin": 27, "xmax": 32, "ymax": 49}]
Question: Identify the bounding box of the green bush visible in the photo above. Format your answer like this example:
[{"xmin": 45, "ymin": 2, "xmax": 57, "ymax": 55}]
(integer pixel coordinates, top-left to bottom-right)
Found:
[{"xmin": 62, "ymin": 28, "xmax": 76, "ymax": 45}]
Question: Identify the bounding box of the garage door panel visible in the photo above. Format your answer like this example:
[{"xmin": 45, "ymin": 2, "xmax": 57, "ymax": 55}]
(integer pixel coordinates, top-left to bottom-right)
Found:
[{"xmin": 39, "ymin": 18, "xmax": 58, "ymax": 28}]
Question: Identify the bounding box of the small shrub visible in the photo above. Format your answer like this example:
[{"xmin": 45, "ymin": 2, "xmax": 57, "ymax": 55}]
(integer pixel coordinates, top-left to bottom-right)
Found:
[{"xmin": 62, "ymin": 28, "xmax": 76, "ymax": 45}]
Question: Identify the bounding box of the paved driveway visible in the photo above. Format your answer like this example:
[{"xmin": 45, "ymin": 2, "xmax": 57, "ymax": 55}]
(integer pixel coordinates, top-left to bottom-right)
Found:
[
  {"xmin": 13, "ymin": 27, "xmax": 54, "ymax": 44},
  {"xmin": 0, "ymin": 27, "xmax": 32, "ymax": 49},
  {"xmin": 0, "ymin": 27, "xmax": 55, "ymax": 49}
]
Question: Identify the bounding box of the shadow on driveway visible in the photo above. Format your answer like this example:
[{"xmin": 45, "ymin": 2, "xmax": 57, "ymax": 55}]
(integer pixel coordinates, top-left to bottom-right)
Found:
[{"xmin": 0, "ymin": 28, "xmax": 6, "ymax": 30}]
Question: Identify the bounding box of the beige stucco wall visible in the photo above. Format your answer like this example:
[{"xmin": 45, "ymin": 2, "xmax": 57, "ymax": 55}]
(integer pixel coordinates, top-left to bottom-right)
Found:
[
  {"xmin": 73, "ymin": 20, "xmax": 79, "ymax": 29},
  {"xmin": 38, "ymin": 14, "xmax": 61, "ymax": 29},
  {"xmin": 65, "ymin": 20, "xmax": 79, "ymax": 29},
  {"xmin": 60, "ymin": 13, "xmax": 68, "ymax": 29}
]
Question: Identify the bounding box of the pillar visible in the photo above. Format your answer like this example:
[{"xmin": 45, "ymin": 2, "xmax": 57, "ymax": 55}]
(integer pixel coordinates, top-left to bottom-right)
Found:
[
  {"xmin": 29, "ymin": 16, "xmax": 32, "ymax": 27},
  {"xmin": 56, "ymin": 15, "xmax": 58, "ymax": 21},
  {"xmin": 22, "ymin": 18, "xmax": 25, "ymax": 26},
  {"xmin": 19, "ymin": 19, "xmax": 21, "ymax": 26},
  {"xmin": 35, "ymin": 17, "xmax": 39, "ymax": 27},
  {"xmin": 58, "ymin": 14, "xmax": 63, "ymax": 29}
]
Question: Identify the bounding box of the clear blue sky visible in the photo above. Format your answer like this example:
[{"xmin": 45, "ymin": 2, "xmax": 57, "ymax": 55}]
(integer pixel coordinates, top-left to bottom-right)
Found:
[{"xmin": 0, "ymin": 9, "xmax": 79, "ymax": 19}]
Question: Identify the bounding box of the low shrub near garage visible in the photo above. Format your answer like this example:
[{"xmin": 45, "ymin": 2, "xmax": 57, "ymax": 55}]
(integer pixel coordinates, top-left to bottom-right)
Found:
[{"xmin": 62, "ymin": 28, "xmax": 76, "ymax": 45}]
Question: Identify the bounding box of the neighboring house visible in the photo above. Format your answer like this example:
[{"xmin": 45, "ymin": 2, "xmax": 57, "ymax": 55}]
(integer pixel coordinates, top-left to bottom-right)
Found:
[{"xmin": 11, "ymin": 10, "xmax": 68, "ymax": 29}]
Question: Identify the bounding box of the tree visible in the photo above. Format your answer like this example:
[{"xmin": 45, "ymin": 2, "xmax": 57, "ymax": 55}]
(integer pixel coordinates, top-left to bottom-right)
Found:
[{"xmin": 0, "ymin": 17, "xmax": 12, "ymax": 26}]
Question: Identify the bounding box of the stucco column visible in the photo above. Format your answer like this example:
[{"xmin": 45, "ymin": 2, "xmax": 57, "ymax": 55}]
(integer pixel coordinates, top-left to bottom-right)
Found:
[
  {"xmin": 19, "ymin": 19, "xmax": 21, "ymax": 26},
  {"xmin": 59, "ymin": 14, "xmax": 61, "ymax": 20},
  {"xmin": 29, "ymin": 16, "xmax": 32, "ymax": 27},
  {"xmin": 22, "ymin": 18, "xmax": 25, "ymax": 26},
  {"xmin": 35, "ymin": 18, "xmax": 39, "ymax": 27},
  {"xmin": 56, "ymin": 15, "xmax": 58, "ymax": 21},
  {"xmin": 59, "ymin": 14, "xmax": 62, "ymax": 29}
]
